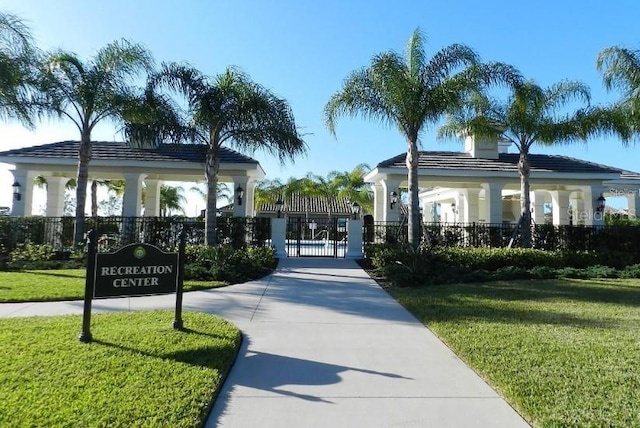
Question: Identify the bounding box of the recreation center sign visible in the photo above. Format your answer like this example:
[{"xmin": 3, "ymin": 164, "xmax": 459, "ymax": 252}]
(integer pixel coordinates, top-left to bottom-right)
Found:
[
  {"xmin": 79, "ymin": 229, "xmax": 186, "ymax": 343},
  {"xmin": 94, "ymin": 244, "xmax": 179, "ymax": 298}
]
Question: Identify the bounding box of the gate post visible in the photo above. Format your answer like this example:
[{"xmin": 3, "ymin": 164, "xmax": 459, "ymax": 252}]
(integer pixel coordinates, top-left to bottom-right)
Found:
[
  {"xmin": 345, "ymin": 219, "xmax": 363, "ymax": 259},
  {"xmin": 271, "ymin": 218, "xmax": 287, "ymax": 258}
]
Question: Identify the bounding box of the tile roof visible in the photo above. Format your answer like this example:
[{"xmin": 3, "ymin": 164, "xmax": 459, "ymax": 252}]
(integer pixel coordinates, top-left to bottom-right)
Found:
[
  {"xmin": 0, "ymin": 141, "xmax": 259, "ymax": 164},
  {"xmin": 222, "ymin": 193, "xmax": 355, "ymax": 215},
  {"xmin": 376, "ymin": 151, "xmax": 625, "ymax": 175}
]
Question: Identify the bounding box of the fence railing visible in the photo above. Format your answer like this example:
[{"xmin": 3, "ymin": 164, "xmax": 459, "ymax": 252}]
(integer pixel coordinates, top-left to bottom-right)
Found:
[
  {"xmin": 0, "ymin": 216, "xmax": 271, "ymax": 253},
  {"xmin": 364, "ymin": 221, "xmax": 640, "ymax": 257}
]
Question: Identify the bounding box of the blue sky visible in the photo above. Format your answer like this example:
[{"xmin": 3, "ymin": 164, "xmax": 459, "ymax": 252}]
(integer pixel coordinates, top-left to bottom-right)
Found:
[{"xmin": 1, "ymin": 0, "xmax": 639, "ymax": 211}]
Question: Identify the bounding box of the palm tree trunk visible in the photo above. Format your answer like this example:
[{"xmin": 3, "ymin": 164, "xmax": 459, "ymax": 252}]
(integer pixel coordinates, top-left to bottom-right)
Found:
[
  {"xmin": 91, "ymin": 180, "xmax": 98, "ymax": 217},
  {"xmin": 205, "ymin": 144, "xmax": 220, "ymax": 246},
  {"xmin": 519, "ymin": 149, "xmax": 532, "ymax": 247},
  {"xmin": 406, "ymin": 136, "xmax": 420, "ymax": 247},
  {"xmin": 73, "ymin": 129, "xmax": 91, "ymax": 245}
]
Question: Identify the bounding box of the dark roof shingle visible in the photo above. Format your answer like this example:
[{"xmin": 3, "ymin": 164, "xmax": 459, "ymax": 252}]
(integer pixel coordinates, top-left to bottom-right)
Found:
[
  {"xmin": 377, "ymin": 151, "xmax": 624, "ymax": 174},
  {"xmin": 0, "ymin": 141, "xmax": 259, "ymax": 164}
]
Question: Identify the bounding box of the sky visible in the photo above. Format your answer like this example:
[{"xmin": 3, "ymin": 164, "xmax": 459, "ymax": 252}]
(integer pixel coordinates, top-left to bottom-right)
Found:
[{"xmin": 1, "ymin": 0, "xmax": 639, "ymax": 213}]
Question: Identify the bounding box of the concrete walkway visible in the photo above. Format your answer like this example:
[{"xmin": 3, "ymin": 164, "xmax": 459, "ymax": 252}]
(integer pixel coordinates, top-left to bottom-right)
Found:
[{"xmin": 1, "ymin": 258, "xmax": 530, "ymax": 427}]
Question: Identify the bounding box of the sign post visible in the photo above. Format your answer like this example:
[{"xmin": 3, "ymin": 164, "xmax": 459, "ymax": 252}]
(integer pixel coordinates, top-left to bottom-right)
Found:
[
  {"xmin": 79, "ymin": 230, "xmax": 97, "ymax": 343},
  {"xmin": 172, "ymin": 227, "xmax": 186, "ymax": 330}
]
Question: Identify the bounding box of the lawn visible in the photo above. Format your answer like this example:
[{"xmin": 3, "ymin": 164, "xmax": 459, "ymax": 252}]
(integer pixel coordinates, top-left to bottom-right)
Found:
[
  {"xmin": 0, "ymin": 269, "xmax": 227, "ymax": 302},
  {"xmin": 0, "ymin": 310, "xmax": 241, "ymax": 427},
  {"xmin": 389, "ymin": 278, "xmax": 640, "ymax": 427}
]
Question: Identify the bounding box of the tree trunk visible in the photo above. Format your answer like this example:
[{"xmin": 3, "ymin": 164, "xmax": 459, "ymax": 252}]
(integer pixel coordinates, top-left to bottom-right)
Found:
[
  {"xmin": 73, "ymin": 128, "xmax": 91, "ymax": 246},
  {"xmin": 205, "ymin": 144, "xmax": 220, "ymax": 246},
  {"xmin": 91, "ymin": 181, "xmax": 98, "ymax": 217},
  {"xmin": 406, "ymin": 136, "xmax": 420, "ymax": 247},
  {"xmin": 519, "ymin": 149, "xmax": 532, "ymax": 248}
]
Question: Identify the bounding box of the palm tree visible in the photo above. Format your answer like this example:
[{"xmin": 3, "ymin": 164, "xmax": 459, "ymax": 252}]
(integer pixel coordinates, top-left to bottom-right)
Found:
[
  {"xmin": 597, "ymin": 46, "xmax": 640, "ymax": 139},
  {"xmin": 149, "ymin": 64, "xmax": 306, "ymax": 245},
  {"xmin": 0, "ymin": 12, "xmax": 39, "ymax": 126},
  {"xmin": 304, "ymin": 172, "xmax": 340, "ymax": 218},
  {"xmin": 36, "ymin": 39, "xmax": 153, "ymax": 245},
  {"xmin": 324, "ymin": 28, "xmax": 520, "ymax": 246},
  {"xmin": 159, "ymin": 185, "xmax": 186, "ymax": 217},
  {"xmin": 439, "ymin": 80, "xmax": 612, "ymax": 247},
  {"xmin": 332, "ymin": 164, "xmax": 373, "ymax": 214},
  {"xmin": 91, "ymin": 180, "xmax": 125, "ymax": 217}
]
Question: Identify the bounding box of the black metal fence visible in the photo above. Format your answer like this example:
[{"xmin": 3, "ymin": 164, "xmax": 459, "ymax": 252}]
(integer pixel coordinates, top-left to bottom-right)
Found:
[
  {"xmin": 0, "ymin": 216, "xmax": 271, "ymax": 254},
  {"xmin": 365, "ymin": 221, "xmax": 640, "ymax": 258}
]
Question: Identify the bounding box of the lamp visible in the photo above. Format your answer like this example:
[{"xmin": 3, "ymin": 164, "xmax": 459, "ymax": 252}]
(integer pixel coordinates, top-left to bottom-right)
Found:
[
  {"xmin": 389, "ymin": 191, "xmax": 398, "ymax": 209},
  {"xmin": 236, "ymin": 185, "xmax": 244, "ymax": 206},
  {"xmin": 451, "ymin": 202, "xmax": 458, "ymax": 215},
  {"xmin": 275, "ymin": 197, "xmax": 284, "ymax": 218},
  {"xmin": 596, "ymin": 194, "xmax": 606, "ymax": 213},
  {"xmin": 12, "ymin": 182, "xmax": 21, "ymax": 202},
  {"xmin": 351, "ymin": 201, "xmax": 361, "ymax": 220}
]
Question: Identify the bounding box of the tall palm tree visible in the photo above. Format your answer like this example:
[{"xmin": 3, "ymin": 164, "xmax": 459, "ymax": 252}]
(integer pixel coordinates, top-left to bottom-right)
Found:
[
  {"xmin": 304, "ymin": 172, "xmax": 340, "ymax": 218},
  {"xmin": 36, "ymin": 39, "xmax": 153, "ymax": 245},
  {"xmin": 597, "ymin": 46, "xmax": 640, "ymax": 139},
  {"xmin": 159, "ymin": 185, "xmax": 186, "ymax": 217},
  {"xmin": 439, "ymin": 80, "xmax": 612, "ymax": 247},
  {"xmin": 324, "ymin": 28, "xmax": 520, "ymax": 246},
  {"xmin": 0, "ymin": 11, "xmax": 39, "ymax": 127},
  {"xmin": 149, "ymin": 64, "xmax": 306, "ymax": 245}
]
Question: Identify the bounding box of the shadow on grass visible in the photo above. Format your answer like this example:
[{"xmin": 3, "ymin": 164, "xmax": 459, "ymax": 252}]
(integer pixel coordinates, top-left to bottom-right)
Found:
[
  {"xmin": 93, "ymin": 330, "xmax": 235, "ymax": 369},
  {"xmin": 393, "ymin": 279, "xmax": 640, "ymax": 328},
  {"xmin": 20, "ymin": 270, "xmax": 84, "ymax": 280}
]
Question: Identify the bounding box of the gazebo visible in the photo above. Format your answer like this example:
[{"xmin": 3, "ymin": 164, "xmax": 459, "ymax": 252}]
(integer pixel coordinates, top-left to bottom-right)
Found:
[
  {"xmin": 365, "ymin": 136, "xmax": 640, "ymax": 226},
  {"xmin": 0, "ymin": 141, "xmax": 265, "ymax": 217}
]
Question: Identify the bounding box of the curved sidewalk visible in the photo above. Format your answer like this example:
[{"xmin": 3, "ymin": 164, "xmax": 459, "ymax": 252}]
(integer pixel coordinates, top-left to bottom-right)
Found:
[{"xmin": 1, "ymin": 258, "xmax": 530, "ymax": 427}]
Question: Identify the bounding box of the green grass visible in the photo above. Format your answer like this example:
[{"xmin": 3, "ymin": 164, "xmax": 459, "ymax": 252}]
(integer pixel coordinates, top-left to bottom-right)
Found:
[
  {"xmin": 0, "ymin": 310, "xmax": 241, "ymax": 427},
  {"xmin": 389, "ymin": 278, "xmax": 640, "ymax": 427},
  {"xmin": 0, "ymin": 269, "xmax": 227, "ymax": 302}
]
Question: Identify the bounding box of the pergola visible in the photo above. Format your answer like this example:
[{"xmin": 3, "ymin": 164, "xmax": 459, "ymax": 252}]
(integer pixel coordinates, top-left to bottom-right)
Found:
[
  {"xmin": 365, "ymin": 136, "xmax": 640, "ymax": 226},
  {"xmin": 0, "ymin": 141, "xmax": 265, "ymax": 217}
]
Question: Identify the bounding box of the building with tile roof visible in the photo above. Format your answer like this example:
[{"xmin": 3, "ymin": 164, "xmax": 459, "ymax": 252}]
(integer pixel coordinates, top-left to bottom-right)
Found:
[
  {"xmin": 0, "ymin": 141, "xmax": 264, "ymax": 217},
  {"xmin": 364, "ymin": 136, "xmax": 640, "ymax": 226}
]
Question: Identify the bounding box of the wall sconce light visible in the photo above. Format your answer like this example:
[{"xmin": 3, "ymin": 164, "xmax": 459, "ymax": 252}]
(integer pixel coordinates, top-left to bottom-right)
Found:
[
  {"xmin": 275, "ymin": 197, "xmax": 284, "ymax": 218},
  {"xmin": 351, "ymin": 201, "xmax": 361, "ymax": 220},
  {"xmin": 236, "ymin": 185, "xmax": 244, "ymax": 206},
  {"xmin": 451, "ymin": 202, "xmax": 458, "ymax": 215},
  {"xmin": 389, "ymin": 191, "xmax": 398, "ymax": 209},
  {"xmin": 12, "ymin": 182, "xmax": 21, "ymax": 202},
  {"xmin": 596, "ymin": 194, "xmax": 606, "ymax": 213}
]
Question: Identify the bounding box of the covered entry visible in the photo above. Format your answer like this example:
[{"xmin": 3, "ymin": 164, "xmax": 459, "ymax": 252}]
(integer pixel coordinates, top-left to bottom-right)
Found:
[{"xmin": 286, "ymin": 216, "xmax": 348, "ymax": 257}]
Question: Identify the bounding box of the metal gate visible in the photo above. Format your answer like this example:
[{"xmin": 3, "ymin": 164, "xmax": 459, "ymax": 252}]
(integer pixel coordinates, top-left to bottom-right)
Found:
[{"xmin": 286, "ymin": 217, "xmax": 348, "ymax": 257}]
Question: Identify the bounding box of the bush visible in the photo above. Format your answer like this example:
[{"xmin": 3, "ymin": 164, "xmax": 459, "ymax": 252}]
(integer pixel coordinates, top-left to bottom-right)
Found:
[{"xmin": 184, "ymin": 245, "xmax": 276, "ymax": 283}]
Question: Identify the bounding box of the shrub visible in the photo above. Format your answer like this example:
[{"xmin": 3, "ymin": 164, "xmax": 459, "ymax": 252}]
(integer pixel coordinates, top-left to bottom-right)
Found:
[{"xmin": 184, "ymin": 245, "xmax": 276, "ymax": 283}]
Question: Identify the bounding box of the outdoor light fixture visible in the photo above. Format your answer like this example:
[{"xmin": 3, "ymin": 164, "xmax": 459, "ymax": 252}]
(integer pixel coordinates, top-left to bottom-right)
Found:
[
  {"xmin": 389, "ymin": 191, "xmax": 398, "ymax": 209},
  {"xmin": 236, "ymin": 185, "xmax": 244, "ymax": 206},
  {"xmin": 596, "ymin": 194, "xmax": 606, "ymax": 213},
  {"xmin": 275, "ymin": 198, "xmax": 284, "ymax": 218},
  {"xmin": 451, "ymin": 202, "xmax": 458, "ymax": 215},
  {"xmin": 351, "ymin": 201, "xmax": 361, "ymax": 220},
  {"xmin": 12, "ymin": 182, "xmax": 21, "ymax": 202}
]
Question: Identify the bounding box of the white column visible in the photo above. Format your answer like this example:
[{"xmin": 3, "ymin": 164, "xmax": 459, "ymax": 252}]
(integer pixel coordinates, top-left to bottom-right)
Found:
[
  {"xmin": 550, "ymin": 190, "xmax": 571, "ymax": 226},
  {"xmin": 271, "ymin": 218, "xmax": 287, "ymax": 258},
  {"xmin": 382, "ymin": 178, "xmax": 402, "ymax": 222},
  {"xmin": 572, "ymin": 197, "xmax": 585, "ymax": 225},
  {"xmin": 482, "ymin": 182, "xmax": 503, "ymax": 224},
  {"xmin": 246, "ymin": 180, "xmax": 257, "ymax": 217},
  {"xmin": 345, "ymin": 219, "xmax": 363, "ymax": 259},
  {"xmin": 461, "ymin": 189, "xmax": 480, "ymax": 223},
  {"xmin": 531, "ymin": 190, "xmax": 546, "ymax": 225},
  {"xmin": 626, "ymin": 191, "xmax": 640, "ymax": 220},
  {"xmin": 373, "ymin": 184, "xmax": 385, "ymax": 222},
  {"xmin": 144, "ymin": 179, "xmax": 161, "ymax": 217},
  {"xmin": 232, "ymin": 177, "xmax": 249, "ymax": 217},
  {"xmin": 122, "ymin": 173, "xmax": 145, "ymax": 217},
  {"xmin": 44, "ymin": 176, "xmax": 68, "ymax": 217},
  {"xmin": 10, "ymin": 170, "xmax": 36, "ymax": 216}
]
